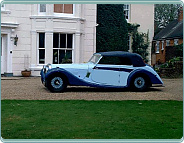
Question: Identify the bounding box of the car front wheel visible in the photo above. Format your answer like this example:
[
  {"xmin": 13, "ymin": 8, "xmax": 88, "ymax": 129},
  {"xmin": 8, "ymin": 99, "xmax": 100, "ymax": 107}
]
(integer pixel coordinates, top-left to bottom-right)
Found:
[
  {"xmin": 131, "ymin": 76, "xmax": 149, "ymax": 91},
  {"xmin": 47, "ymin": 75, "xmax": 67, "ymax": 92}
]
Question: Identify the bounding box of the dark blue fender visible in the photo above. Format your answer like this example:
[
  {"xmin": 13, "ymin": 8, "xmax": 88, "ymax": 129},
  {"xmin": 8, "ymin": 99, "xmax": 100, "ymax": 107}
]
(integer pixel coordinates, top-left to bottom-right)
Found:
[{"xmin": 127, "ymin": 69, "xmax": 163, "ymax": 87}]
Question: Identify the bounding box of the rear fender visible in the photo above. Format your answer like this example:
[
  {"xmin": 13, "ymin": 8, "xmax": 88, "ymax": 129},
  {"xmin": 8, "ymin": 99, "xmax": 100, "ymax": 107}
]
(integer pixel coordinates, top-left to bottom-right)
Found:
[{"xmin": 127, "ymin": 69, "xmax": 163, "ymax": 87}]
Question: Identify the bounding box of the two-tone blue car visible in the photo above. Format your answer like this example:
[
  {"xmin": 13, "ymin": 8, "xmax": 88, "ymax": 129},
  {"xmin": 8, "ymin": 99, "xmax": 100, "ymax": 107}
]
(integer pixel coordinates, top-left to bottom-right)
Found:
[{"xmin": 40, "ymin": 51, "xmax": 163, "ymax": 92}]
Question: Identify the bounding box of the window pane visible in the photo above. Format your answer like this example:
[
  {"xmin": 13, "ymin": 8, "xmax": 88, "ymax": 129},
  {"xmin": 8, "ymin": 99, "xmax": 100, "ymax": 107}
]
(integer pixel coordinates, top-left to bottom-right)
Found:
[
  {"xmin": 119, "ymin": 57, "xmax": 132, "ymax": 65},
  {"xmin": 39, "ymin": 33, "xmax": 45, "ymax": 48},
  {"xmin": 53, "ymin": 33, "xmax": 59, "ymax": 48},
  {"xmin": 60, "ymin": 34, "xmax": 66, "ymax": 48},
  {"xmin": 39, "ymin": 49, "xmax": 45, "ymax": 64},
  {"xmin": 54, "ymin": 4, "xmax": 63, "ymax": 13},
  {"xmin": 64, "ymin": 4, "xmax": 73, "ymax": 14},
  {"xmin": 67, "ymin": 34, "xmax": 73, "ymax": 48},
  {"xmin": 59, "ymin": 50, "xmax": 65, "ymax": 64},
  {"xmin": 53, "ymin": 49, "xmax": 58, "ymax": 64},
  {"xmin": 99, "ymin": 56, "xmax": 121, "ymax": 65},
  {"xmin": 66, "ymin": 50, "xmax": 72, "ymax": 61},
  {"xmin": 40, "ymin": 4, "xmax": 46, "ymax": 12}
]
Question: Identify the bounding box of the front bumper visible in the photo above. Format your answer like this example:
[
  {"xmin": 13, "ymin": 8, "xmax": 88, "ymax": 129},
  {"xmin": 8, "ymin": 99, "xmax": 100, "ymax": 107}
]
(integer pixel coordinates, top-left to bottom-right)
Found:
[{"xmin": 40, "ymin": 69, "xmax": 45, "ymax": 84}]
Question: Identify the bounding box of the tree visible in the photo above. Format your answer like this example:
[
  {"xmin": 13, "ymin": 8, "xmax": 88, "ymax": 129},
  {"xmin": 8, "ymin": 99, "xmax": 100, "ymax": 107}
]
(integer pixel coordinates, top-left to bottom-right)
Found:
[
  {"xmin": 155, "ymin": 4, "xmax": 181, "ymax": 34},
  {"xmin": 128, "ymin": 23, "xmax": 149, "ymax": 63},
  {"xmin": 96, "ymin": 4, "xmax": 128, "ymax": 52}
]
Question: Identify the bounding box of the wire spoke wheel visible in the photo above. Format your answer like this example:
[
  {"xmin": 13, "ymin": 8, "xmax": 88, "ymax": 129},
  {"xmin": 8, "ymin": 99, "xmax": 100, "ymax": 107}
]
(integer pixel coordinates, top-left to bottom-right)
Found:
[
  {"xmin": 134, "ymin": 77, "xmax": 145, "ymax": 89},
  {"xmin": 47, "ymin": 75, "xmax": 67, "ymax": 92},
  {"xmin": 131, "ymin": 76, "xmax": 148, "ymax": 92},
  {"xmin": 51, "ymin": 77, "xmax": 63, "ymax": 89}
]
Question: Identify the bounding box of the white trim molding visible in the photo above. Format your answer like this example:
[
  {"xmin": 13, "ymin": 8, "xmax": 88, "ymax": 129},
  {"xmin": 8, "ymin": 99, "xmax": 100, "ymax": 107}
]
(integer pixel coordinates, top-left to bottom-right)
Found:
[
  {"xmin": 30, "ymin": 15, "xmax": 85, "ymax": 21},
  {"xmin": 1, "ymin": 22, "xmax": 19, "ymax": 28}
]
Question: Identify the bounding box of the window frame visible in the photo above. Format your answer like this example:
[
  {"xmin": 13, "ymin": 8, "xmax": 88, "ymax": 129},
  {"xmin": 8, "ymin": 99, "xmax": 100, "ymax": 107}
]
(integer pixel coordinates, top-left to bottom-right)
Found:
[
  {"xmin": 37, "ymin": 32, "xmax": 46, "ymax": 65},
  {"xmin": 38, "ymin": 4, "xmax": 46, "ymax": 15},
  {"xmin": 174, "ymin": 39, "xmax": 179, "ymax": 46},
  {"xmin": 161, "ymin": 40, "xmax": 164, "ymax": 50},
  {"xmin": 166, "ymin": 40, "xmax": 170, "ymax": 46},
  {"xmin": 53, "ymin": 4, "xmax": 75, "ymax": 16},
  {"xmin": 1, "ymin": 3, "xmax": 5, "ymax": 11},
  {"xmin": 123, "ymin": 4, "xmax": 130, "ymax": 22},
  {"xmin": 155, "ymin": 41, "xmax": 160, "ymax": 53},
  {"xmin": 53, "ymin": 33, "xmax": 74, "ymax": 64}
]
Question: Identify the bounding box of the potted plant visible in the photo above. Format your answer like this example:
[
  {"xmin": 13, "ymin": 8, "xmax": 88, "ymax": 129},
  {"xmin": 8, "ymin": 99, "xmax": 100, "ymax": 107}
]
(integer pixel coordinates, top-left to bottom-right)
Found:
[{"xmin": 21, "ymin": 55, "xmax": 31, "ymax": 77}]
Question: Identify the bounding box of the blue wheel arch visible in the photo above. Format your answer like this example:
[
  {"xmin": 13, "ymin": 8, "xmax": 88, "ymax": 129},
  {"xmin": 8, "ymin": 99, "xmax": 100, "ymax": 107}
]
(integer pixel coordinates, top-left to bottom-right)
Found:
[{"xmin": 127, "ymin": 69, "xmax": 163, "ymax": 87}]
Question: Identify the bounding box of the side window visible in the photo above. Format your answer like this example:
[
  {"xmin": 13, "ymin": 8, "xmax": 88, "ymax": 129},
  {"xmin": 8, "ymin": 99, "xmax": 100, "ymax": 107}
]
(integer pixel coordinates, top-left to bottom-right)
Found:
[
  {"xmin": 119, "ymin": 57, "xmax": 132, "ymax": 65},
  {"xmin": 99, "ymin": 56, "xmax": 121, "ymax": 65},
  {"xmin": 99, "ymin": 56, "xmax": 132, "ymax": 65}
]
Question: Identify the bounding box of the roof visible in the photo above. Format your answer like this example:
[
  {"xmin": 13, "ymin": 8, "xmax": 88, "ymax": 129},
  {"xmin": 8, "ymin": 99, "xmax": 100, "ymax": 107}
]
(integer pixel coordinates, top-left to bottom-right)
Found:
[
  {"xmin": 96, "ymin": 51, "xmax": 146, "ymax": 67},
  {"xmin": 153, "ymin": 20, "xmax": 183, "ymax": 41}
]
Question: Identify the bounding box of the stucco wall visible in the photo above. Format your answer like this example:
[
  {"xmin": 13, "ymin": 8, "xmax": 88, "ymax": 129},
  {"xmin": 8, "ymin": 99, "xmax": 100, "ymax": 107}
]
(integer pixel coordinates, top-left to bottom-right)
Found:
[
  {"xmin": 1, "ymin": 4, "xmax": 32, "ymax": 75},
  {"xmin": 129, "ymin": 4, "xmax": 154, "ymax": 64}
]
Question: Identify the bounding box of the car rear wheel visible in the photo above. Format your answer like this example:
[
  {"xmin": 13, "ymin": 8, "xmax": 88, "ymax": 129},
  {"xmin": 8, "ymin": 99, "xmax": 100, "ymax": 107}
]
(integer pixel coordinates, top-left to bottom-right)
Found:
[
  {"xmin": 47, "ymin": 75, "xmax": 67, "ymax": 92},
  {"xmin": 131, "ymin": 76, "xmax": 149, "ymax": 91}
]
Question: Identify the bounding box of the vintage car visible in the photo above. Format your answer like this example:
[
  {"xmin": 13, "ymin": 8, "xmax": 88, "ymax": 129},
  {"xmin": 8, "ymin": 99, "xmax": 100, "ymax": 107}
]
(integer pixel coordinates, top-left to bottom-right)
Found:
[{"xmin": 40, "ymin": 51, "xmax": 163, "ymax": 92}]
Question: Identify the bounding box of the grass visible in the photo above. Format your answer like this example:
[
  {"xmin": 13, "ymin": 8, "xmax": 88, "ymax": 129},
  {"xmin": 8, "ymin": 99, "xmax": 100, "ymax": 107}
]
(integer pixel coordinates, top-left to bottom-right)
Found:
[{"xmin": 1, "ymin": 100, "xmax": 183, "ymax": 139}]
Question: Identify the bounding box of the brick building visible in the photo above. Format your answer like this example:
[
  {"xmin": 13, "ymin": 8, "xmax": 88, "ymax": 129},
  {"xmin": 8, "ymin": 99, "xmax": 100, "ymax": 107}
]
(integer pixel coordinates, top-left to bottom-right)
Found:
[{"xmin": 152, "ymin": 7, "xmax": 183, "ymax": 65}]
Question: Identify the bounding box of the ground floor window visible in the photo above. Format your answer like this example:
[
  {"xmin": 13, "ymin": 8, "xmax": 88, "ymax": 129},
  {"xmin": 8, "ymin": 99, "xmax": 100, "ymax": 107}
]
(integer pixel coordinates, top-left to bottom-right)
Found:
[
  {"xmin": 38, "ymin": 33, "xmax": 45, "ymax": 64},
  {"xmin": 53, "ymin": 33, "xmax": 73, "ymax": 64}
]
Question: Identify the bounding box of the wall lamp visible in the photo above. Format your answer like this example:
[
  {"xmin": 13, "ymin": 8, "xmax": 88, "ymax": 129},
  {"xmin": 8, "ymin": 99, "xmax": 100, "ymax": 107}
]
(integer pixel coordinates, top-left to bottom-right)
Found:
[{"xmin": 14, "ymin": 35, "xmax": 18, "ymax": 46}]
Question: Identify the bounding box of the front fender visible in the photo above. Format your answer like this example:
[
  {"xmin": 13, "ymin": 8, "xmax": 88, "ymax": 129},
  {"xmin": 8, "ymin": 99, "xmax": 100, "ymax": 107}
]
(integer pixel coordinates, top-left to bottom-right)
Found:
[
  {"xmin": 45, "ymin": 68, "xmax": 88, "ymax": 86},
  {"xmin": 127, "ymin": 69, "xmax": 163, "ymax": 87}
]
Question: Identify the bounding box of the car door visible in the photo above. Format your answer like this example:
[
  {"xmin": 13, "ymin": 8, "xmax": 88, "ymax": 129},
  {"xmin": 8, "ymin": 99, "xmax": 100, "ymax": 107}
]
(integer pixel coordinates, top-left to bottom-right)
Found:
[
  {"xmin": 119, "ymin": 57, "xmax": 134, "ymax": 86},
  {"xmin": 90, "ymin": 56, "xmax": 120, "ymax": 86}
]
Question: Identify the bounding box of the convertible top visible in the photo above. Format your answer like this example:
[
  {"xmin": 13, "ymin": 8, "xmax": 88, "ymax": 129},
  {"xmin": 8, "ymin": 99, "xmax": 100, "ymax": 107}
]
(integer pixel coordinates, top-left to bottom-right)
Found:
[{"xmin": 96, "ymin": 51, "xmax": 146, "ymax": 67}]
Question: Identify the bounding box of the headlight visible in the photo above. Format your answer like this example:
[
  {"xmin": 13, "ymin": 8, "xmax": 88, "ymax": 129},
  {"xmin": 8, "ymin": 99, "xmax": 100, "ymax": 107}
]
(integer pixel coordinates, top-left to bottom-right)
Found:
[{"xmin": 44, "ymin": 64, "xmax": 52, "ymax": 73}]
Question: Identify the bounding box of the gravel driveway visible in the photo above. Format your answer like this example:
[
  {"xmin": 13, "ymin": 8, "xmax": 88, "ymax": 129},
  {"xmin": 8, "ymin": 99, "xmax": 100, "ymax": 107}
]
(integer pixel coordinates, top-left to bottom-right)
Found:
[{"xmin": 1, "ymin": 77, "xmax": 183, "ymax": 101}]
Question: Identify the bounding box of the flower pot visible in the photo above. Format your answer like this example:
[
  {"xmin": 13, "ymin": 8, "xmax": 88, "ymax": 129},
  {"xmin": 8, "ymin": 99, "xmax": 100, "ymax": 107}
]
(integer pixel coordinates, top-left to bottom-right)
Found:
[{"xmin": 21, "ymin": 70, "xmax": 31, "ymax": 77}]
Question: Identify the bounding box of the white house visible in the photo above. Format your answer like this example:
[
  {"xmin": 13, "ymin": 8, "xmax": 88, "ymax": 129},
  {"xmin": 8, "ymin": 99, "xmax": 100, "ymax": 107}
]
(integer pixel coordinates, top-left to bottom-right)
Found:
[
  {"xmin": 1, "ymin": 4, "xmax": 154, "ymax": 76},
  {"xmin": 124, "ymin": 4, "xmax": 154, "ymax": 64},
  {"xmin": 1, "ymin": 4, "xmax": 97, "ymax": 76}
]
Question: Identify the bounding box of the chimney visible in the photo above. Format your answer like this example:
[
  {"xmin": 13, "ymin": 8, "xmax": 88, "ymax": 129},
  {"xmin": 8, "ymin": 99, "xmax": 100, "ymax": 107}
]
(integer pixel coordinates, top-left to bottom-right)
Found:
[{"xmin": 178, "ymin": 6, "xmax": 183, "ymax": 21}]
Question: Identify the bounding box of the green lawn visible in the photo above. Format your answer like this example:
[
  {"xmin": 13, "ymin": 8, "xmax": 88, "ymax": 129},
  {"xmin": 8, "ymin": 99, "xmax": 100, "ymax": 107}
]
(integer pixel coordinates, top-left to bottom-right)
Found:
[{"xmin": 1, "ymin": 100, "xmax": 183, "ymax": 139}]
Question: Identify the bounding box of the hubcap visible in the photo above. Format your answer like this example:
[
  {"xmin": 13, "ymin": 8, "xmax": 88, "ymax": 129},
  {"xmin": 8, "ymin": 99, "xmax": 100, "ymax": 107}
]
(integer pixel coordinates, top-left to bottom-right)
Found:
[
  {"xmin": 51, "ymin": 77, "xmax": 63, "ymax": 89},
  {"xmin": 134, "ymin": 77, "xmax": 145, "ymax": 88}
]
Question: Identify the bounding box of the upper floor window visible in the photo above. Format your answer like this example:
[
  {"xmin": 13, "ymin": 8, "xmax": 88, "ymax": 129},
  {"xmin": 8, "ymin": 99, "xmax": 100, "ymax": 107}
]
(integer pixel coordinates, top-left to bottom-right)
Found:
[
  {"xmin": 1, "ymin": 3, "xmax": 5, "ymax": 11},
  {"xmin": 39, "ymin": 4, "xmax": 46, "ymax": 13},
  {"xmin": 54, "ymin": 4, "xmax": 73, "ymax": 14},
  {"xmin": 123, "ymin": 4, "xmax": 129, "ymax": 21}
]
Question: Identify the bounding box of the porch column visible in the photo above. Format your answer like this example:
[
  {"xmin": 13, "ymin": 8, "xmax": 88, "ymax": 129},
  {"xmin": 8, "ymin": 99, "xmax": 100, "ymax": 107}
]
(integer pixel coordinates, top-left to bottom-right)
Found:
[{"xmin": 30, "ymin": 31, "xmax": 37, "ymax": 67}]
